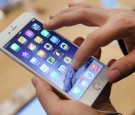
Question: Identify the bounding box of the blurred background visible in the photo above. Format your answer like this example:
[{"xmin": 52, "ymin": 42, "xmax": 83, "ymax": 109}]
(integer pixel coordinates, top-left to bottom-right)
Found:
[{"xmin": 0, "ymin": 0, "xmax": 135, "ymax": 115}]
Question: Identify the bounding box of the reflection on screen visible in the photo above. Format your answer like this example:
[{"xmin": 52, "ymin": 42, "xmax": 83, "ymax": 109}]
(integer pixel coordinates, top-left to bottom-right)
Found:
[{"xmin": 17, "ymin": 98, "xmax": 46, "ymax": 115}]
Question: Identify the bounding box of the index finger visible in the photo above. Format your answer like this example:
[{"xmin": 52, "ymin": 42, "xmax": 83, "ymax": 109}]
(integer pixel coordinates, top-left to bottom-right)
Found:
[
  {"xmin": 72, "ymin": 23, "xmax": 123, "ymax": 69},
  {"xmin": 43, "ymin": 8, "xmax": 109, "ymax": 30}
]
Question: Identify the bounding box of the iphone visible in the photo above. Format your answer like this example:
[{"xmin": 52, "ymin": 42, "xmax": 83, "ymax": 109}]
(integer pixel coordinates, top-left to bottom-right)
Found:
[{"xmin": 0, "ymin": 13, "xmax": 108, "ymax": 106}]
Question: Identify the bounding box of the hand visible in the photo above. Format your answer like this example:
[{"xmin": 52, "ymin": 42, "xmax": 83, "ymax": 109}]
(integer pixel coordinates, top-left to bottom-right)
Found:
[
  {"xmin": 32, "ymin": 77, "xmax": 99, "ymax": 115},
  {"xmin": 31, "ymin": 38, "xmax": 116, "ymax": 115},
  {"xmin": 43, "ymin": 2, "xmax": 135, "ymax": 83}
]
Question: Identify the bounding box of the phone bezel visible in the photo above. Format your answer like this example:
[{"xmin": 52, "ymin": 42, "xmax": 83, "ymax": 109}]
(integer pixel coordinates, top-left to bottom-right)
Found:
[{"xmin": 0, "ymin": 13, "xmax": 108, "ymax": 106}]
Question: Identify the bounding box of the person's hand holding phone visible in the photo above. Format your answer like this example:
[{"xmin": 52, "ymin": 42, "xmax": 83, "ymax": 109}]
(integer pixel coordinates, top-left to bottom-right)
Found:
[
  {"xmin": 32, "ymin": 38, "xmax": 116, "ymax": 115},
  {"xmin": 44, "ymin": 2, "xmax": 135, "ymax": 83}
]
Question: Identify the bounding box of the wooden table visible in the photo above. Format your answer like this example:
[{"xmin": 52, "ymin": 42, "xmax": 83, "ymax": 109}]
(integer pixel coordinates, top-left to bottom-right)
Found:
[{"xmin": 0, "ymin": 0, "xmax": 135, "ymax": 115}]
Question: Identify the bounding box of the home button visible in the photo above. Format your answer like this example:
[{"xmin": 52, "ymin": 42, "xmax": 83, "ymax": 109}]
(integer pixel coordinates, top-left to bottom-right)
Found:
[{"xmin": 93, "ymin": 82, "xmax": 101, "ymax": 90}]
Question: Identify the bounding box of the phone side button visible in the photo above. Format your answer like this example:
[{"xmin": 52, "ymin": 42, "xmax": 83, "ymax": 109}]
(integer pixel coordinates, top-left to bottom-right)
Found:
[{"xmin": 93, "ymin": 82, "xmax": 101, "ymax": 90}]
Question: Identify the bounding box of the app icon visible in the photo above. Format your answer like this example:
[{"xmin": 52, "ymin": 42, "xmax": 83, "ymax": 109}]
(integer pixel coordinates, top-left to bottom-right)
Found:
[
  {"xmin": 50, "ymin": 71, "xmax": 59, "ymax": 80},
  {"xmin": 41, "ymin": 30, "xmax": 50, "ymax": 37},
  {"xmin": 30, "ymin": 57, "xmax": 39, "ymax": 65},
  {"xmin": 40, "ymin": 64, "xmax": 49, "ymax": 73},
  {"xmin": 37, "ymin": 50, "xmax": 46, "ymax": 58},
  {"xmin": 27, "ymin": 43, "xmax": 36, "ymax": 51},
  {"xmin": 81, "ymin": 81, "xmax": 89, "ymax": 88},
  {"xmin": 34, "ymin": 36, "xmax": 43, "ymax": 44},
  {"xmin": 91, "ymin": 64, "xmax": 99, "ymax": 71},
  {"xmin": 44, "ymin": 43, "xmax": 52, "ymax": 50},
  {"xmin": 25, "ymin": 30, "xmax": 34, "ymax": 38},
  {"xmin": 58, "ymin": 64, "xmax": 67, "ymax": 72},
  {"xmin": 60, "ymin": 42, "xmax": 69, "ymax": 50},
  {"xmin": 63, "ymin": 56, "xmax": 72, "ymax": 64},
  {"xmin": 31, "ymin": 23, "xmax": 40, "ymax": 31},
  {"xmin": 72, "ymin": 87, "xmax": 82, "ymax": 96},
  {"xmin": 80, "ymin": 77, "xmax": 84, "ymax": 81},
  {"xmin": 50, "ymin": 36, "xmax": 59, "ymax": 44},
  {"xmin": 53, "ymin": 49, "xmax": 63, "ymax": 58},
  {"xmin": 10, "ymin": 43, "xmax": 20, "ymax": 52},
  {"xmin": 18, "ymin": 36, "xmax": 27, "ymax": 44},
  {"xmin": 21, "ymin": 51, "xmax": 30, "ymax": 58},
  {"xmin": 47, "ymin": 57, "xmax": 56, "ymax": 64},
  {"xmin": 85, "ymin": 71, "xmax": 94, "ymax": 79}
]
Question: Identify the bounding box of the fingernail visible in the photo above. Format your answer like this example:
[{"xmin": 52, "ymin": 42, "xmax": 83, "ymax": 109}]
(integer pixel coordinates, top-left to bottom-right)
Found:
[
  {"xmin": 72, "ymin": 59, "xmax": 79, "ymax": 70},
  {"xmin": 32, "ymin": 77, "xmax": 38, "ymax": 88},
  {"xmin": 44, "ymin": 19, "xmax": 53, "ymax": 25}
]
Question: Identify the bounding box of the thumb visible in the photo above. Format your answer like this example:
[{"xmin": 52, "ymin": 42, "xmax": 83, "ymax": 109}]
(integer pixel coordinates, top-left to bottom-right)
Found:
[
  {"xmin": 31, "ymin": 77, "xmax": 60, "ymax": 112},
  {"xmin": 108, "ymin": 51, "xmax": 135, "ymax": 83}
]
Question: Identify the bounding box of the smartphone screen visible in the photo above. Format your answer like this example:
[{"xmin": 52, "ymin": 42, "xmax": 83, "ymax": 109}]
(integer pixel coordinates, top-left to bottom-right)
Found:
[{"xmin": 4, "ymin": 18, "xmax": 103, "ymax": 100}]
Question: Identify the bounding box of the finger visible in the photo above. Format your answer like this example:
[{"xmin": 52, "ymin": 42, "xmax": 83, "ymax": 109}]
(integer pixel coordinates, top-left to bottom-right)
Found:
[
  {"xmin": 50, "ymin": 2, "xmax": 96, "ymax": 19},
  {"xmin": 50, "ymin": 3, "xmax": 90, "ymax": 19},
  {"xmin": 71, "ymin": 17, "xmax": 132, "ymax": 69},
  {"xmin": 108, "ymin": 51, "xmax": 135, "ymax": 83},
  {"xmin": 92, "ymin": 48, "xmax": 102, "ymax": 60},
  {"xmin": 44, "ymin": 8, "xmax": 109, "ymax": 30},
  {"xmin": 72, "ymin": 23, "xmax": 121, "ymax": 69},
  {"xmin": 44, "ymin": 10, "xmax": 88, "ymax": 30},
  {"xmin": 73, "ymin": 37, "xmax": 84, "ymax": 46},
  {"xmin": 31, "ymin": 77, "xmax": 60, "ymax": 112},
  {"xmin": 50, "ymin": 7, "xmax": 79, "ymax": 19},
  {"xmin": 73, "ymin": 37, "xmax": 101, "ymax": 59},
  {"xmin": 107, "ymin": 59, "xmax": 116, "ymax": 67}
]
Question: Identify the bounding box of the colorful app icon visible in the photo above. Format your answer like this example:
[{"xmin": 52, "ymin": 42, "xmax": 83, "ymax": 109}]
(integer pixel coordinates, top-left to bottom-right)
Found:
[
  {"xmin": 31, "ymin": 23, "xmax": 40, "ymax": 31},
  {"xmin": 50, "ymin": 36, "xmax": 59, "ymax": 44},
  {"xmin": 60, "ymin": 42, "xmax": 69, "ymax": 50},
  {"xmin": 63, "ymin": 56, "xmax": 72, "ymax": 64},
  {"xmin": 37, "ymin": 50, "xmax": 46, "ymax": 58},
  {"xmin": 81, "ymin": 81, "xmax": 89, "ymax": 88},
  {"xmin": 47, "ymin": 57, "xmax": 56, "ymax": 64},
  {"xmin": 41, "ymin": 30, "xmax": 50, "ymax": 37},
  {"xmin": 30, "ymin": 57, "xmax": 39, "ymax": 65},
  {"xmin": 58, "ymin": 64, "xmax": 67, "ymax": 72},
  {"xmin": 10, "ymin": 43, "xmax": 20, "ymax": 52},
  {"xmin": 27, "ymin": 43, "xmax": 36, "ymax": 51},
  {"xmin": 53, "ymin": 49, "xmax": 63, "ymax": 58},
  {"xmin": 44, "ymin": 43, "xmax": 53, "ymax": 50},
  {"xmin": 85, "ymin": 71, "xmax": 94, "ymax": 79},
  {"xmin": 40, "ymin": 64, "xmax": 49, "ymax": 73},
  {"xmin": 91, "ymin": 64, "xmax": 99, "ymax": 71},
  {"xmin": 34, "ymin": 36, "xmax": 43, "ymax": 44},
  {"xmin": 21, "ymin": 51, "xmax": 30, "ymax": 58},
  {"xmin": 50, "ymin": 71, "xmax": 59, "ymax": 80},
  {"xmin": 18, "ymin": 36, "xmax": 27, "ymax": 44},
  {"xmin": 25, "ymin": 30, "xmax": 34, "ymax": 38},
  {"xmin": 72, "ymin": 87, "xmax": 82, "ymax": 96}
]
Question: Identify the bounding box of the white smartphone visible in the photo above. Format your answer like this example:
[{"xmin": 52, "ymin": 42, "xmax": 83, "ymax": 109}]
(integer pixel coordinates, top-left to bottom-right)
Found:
[{"xmin": 0, "ymin": 13, "xmax": 108, "ymax": 106}]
